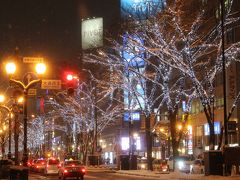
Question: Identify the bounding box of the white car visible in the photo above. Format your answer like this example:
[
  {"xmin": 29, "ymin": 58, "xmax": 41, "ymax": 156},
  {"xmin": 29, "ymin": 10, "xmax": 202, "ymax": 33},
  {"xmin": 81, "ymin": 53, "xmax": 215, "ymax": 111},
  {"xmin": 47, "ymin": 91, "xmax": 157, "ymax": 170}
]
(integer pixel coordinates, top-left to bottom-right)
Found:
[
  {"xmin": 44, "ymin": 158, "xmax": 60, "ymax": 175},
  {"xmin": 167, "ymin": 155, "xmax": 194, "ymax": 173},
  {"xmin": 190, "ymin": 159, "xmax": 204, "ymax": 174}
]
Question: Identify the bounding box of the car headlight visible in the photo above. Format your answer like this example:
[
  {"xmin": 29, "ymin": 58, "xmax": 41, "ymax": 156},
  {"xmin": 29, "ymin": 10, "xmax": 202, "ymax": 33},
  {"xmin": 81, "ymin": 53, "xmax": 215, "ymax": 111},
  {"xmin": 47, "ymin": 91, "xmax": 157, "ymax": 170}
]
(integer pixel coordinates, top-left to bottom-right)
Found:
[
  {"xmin": 141, "ymin": 164, "xmax": 145, "ymax": 169},
  {"xmin": 178, "ymin": 161, "xmax": 184, "ymax": 169}
]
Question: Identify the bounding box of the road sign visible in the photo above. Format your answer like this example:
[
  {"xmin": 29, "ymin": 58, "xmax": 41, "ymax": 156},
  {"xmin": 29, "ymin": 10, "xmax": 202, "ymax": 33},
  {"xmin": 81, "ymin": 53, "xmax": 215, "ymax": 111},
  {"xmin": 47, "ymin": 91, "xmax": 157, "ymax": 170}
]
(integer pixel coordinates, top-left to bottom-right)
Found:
[
  {"xmin": 41, "ymin": 80, "xmax": 62, "ymax": 90},
  {"xmin": 23, "ymin": 57, "xmax": 44, "ymax": 63},
  {"xmin": 22, "ymin": 72, "xmax": 38, "ymax": 85},
  {"xmin": 28, "ymin": 89, "xmax": 37, "ymax": 96}
]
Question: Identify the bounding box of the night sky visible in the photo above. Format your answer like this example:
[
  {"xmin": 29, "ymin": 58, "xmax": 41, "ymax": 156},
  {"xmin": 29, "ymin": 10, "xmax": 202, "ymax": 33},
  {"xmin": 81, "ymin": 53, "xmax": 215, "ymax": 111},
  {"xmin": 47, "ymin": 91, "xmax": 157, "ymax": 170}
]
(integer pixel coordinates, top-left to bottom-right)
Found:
[
  {"xmin": 0, "ymin": 0, "xmax": 79, "ymax": 63},
  {"xmin": 0, "ymin": 0, "xmax": 120, "ymax": 66}
]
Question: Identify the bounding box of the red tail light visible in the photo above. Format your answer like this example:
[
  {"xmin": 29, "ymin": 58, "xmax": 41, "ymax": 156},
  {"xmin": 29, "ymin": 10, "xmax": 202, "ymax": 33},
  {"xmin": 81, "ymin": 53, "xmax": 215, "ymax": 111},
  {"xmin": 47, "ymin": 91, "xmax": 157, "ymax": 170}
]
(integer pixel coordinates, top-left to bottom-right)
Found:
[
  {"xmin": 81, "ymin": 168, "xmax": 86, "ymax": 173},
  {"xmin": 36, "ymin": 166, "xmax": 39, "ymax": 168},
  {"xmin": 57, "ymin": 164, "xmax": 61, "ymax": 168},
  {"xmin": 64, "ymin": 169, "xmax": 68, "ymax": 173}
]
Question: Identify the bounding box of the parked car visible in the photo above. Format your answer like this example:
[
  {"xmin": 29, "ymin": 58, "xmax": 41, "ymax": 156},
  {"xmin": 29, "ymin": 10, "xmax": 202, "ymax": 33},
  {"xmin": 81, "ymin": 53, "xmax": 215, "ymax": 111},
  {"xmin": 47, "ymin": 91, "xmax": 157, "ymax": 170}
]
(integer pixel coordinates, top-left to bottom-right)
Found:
[
  {"xmin": 167, "ymin": 155, "xmax": 195, "ymax": 173},
  {"xmin": 44, "ymin": 158, "xmax": 60, "ymax": 175},
  {"xmin": 152, "ymin": 159, "xmax": 169, "ymax": 173},
  {"xmin": 190, "ymin": 159, "xmax": 204, "ymax": 174},
  {"xmin": 0, "ymin": 159, "xmax": 14, "ymax": 179},
  {"xmin": 58, "ymin": 160, "xmax": 86, "ymax": 180},
  {"xmin": 33, "ymin": 159, "xmax": 46, "ymax": 172},
  {"xmin": 137, "ymin": 158, "xmax": 148, "ymax": 170},
  {"xmin": 29, "ymin": 159, "xmax": 38, "ymax": 171}
]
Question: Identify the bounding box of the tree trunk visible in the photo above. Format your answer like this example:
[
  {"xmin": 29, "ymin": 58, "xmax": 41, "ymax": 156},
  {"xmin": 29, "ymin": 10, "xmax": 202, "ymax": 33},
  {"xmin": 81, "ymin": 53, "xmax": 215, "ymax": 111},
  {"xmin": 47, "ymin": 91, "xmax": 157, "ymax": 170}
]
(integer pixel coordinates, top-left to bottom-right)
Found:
[
  {"xmin": 209, "ymin": 122, "xmax": 215, "ymax": 150},
  {"xmin": 14, "ymin": 114, "xmax": 19, "ymax": 165},
  {"xmin": 169, "ymin": 109, "xmax": 179, "ymax": 171},
  {"xmin": 145, "ymin": 114, "xmax": 153, "ymax": 171}
]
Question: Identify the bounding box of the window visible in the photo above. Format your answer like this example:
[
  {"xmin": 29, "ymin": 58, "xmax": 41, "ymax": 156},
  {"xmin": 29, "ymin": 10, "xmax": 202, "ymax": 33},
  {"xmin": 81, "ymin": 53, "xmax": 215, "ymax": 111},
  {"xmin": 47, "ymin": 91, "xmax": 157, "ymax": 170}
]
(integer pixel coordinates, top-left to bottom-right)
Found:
[{"xmin": 48, "ymin": 159, "xmax": 59, "ymax": 165}]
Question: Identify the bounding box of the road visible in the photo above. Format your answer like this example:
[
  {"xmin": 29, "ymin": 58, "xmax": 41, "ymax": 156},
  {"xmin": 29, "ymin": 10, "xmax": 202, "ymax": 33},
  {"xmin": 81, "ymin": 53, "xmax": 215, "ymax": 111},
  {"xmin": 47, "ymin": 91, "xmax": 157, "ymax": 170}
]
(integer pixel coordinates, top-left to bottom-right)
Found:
[{"xmin": 30, "ymin": 171, "xmax": 161, "ymax": 180}]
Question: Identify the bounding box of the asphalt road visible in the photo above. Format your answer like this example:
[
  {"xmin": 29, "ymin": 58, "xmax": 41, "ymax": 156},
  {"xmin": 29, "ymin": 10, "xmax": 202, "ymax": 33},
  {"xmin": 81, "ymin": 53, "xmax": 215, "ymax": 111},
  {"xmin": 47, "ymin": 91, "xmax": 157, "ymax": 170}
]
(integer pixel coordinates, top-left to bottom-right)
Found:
[{"xmin": 29, "ymin": 171, "xmax": 160, "ymax": 180}]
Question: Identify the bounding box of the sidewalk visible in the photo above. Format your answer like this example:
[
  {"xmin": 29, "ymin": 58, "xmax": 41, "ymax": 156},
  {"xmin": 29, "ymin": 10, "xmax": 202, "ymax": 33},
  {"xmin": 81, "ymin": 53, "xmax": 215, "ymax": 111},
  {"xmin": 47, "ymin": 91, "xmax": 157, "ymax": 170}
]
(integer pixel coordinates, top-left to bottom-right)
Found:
[
  {"xmin": 116, "ymin": 170, "xmax": 240, "ymax": 179},
  {"xmin": 86, "ymin": 164, "xmax": 117, "ymax": 172}
]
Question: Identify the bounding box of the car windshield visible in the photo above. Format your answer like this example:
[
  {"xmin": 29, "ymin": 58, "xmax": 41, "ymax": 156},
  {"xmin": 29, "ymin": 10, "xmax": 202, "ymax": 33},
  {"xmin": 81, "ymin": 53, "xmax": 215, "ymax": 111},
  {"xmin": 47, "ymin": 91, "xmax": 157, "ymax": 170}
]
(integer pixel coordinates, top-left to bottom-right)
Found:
[
  {"xmin": 138, "ymin": 159, "xmax": 147, "ymax": 163},
  {"xmin": 48, "ymin": 159, "xmax": 59, "ymax": 165},
  {"xmin": 36, "ymin": 160, "xmax": 46, "ymax": 164},
  {"xmin": 64, "ymin": 161, "xmax": 82, "ymax": 166},
  {"xmin": 176, "ymin": 156, "xmax": 193, "ymax": 161}
]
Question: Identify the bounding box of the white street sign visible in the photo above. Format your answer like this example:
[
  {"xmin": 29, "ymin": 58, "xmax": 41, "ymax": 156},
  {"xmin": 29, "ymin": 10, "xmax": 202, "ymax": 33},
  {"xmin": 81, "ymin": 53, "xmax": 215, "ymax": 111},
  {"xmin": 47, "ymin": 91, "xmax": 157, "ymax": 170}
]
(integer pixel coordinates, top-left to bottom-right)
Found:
[
  {"xmin": 23, "ymin": 57, "xmax": 44, "ymax": 63},
  {"xmin": 28, "ymin": 89, "xmax": 37, "ymax": 96},
  {"xmin": 41, "ymin": 80, "xmax": 62, "ymax": 90}
]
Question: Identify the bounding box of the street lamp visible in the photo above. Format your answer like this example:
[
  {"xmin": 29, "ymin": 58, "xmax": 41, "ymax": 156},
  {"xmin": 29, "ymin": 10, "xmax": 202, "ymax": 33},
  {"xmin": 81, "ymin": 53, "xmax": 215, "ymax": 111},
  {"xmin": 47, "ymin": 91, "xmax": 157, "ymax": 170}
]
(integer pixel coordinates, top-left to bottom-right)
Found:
[
  {"xmin": 5, "ymin": 62, "xmax": 46, "ymax": 166},
  {"xmin": 0, "ymin": 95, "xmax": 13, "ymax": 159}
]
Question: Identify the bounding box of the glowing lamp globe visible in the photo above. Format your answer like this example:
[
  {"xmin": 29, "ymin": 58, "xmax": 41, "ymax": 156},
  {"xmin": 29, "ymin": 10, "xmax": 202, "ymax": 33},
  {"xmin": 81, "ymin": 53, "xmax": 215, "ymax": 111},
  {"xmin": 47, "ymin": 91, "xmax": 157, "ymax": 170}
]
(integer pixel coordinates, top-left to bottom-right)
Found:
[
  {"xmin": 0, "ymin": 95, "xmax": 5, "ymax": 103},
  {"xmin": 36, "ymin": 63, "xmax": 46, "ymax": 75},
  {"xmin": 5, "ymin": 62, "xmax": 16, "ymax": 74}
]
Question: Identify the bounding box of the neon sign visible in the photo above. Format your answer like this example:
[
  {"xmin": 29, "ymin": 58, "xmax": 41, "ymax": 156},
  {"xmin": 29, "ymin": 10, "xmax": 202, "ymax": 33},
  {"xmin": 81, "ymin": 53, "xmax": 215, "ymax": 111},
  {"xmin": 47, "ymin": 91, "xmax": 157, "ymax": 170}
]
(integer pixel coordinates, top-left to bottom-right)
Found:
[{"xmin": 121, "ymin": 0, "xmax": 166, "ymax": 20}]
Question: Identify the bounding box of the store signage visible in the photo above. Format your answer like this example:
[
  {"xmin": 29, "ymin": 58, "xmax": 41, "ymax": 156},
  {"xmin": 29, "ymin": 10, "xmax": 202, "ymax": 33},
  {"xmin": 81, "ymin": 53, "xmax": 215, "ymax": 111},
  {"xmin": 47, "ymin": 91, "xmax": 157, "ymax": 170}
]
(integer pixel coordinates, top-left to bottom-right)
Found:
[
  {"xmin": 123, "ymin": 111, "xmax": 140, "ymax": 121},
  {"xmin": 81, "ymin": 17, "xmax": 103, "ymax": 50},
  {"xmin": 121, "ymin": 0, "xmax": 166, "ymax": 19},
  {"xmin": 204, "ymin": 122, "xmax": 221, "ymax": 136},
  {"xmin": 187, "ymin": 125, "xmax": 193, "ymax": 155}
]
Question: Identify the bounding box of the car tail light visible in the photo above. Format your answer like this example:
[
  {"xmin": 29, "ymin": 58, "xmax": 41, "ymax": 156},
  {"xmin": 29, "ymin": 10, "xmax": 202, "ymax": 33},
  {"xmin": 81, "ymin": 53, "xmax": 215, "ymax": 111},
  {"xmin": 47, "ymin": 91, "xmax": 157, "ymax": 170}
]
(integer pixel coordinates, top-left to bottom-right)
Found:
[
  {"xmin": 36, "ymin": 166, "xmax": 39, "ymax": 168},
  {"xmin": 64, "ymin": 169, "xmax": 68, "ymax": 173},
  {"xmin": 57, "ymin": 164, "xmax": 61, "ymax": 168},
  {"xmin": 81, "ymin": 168, "xmax": 86, "ymax": 173}
]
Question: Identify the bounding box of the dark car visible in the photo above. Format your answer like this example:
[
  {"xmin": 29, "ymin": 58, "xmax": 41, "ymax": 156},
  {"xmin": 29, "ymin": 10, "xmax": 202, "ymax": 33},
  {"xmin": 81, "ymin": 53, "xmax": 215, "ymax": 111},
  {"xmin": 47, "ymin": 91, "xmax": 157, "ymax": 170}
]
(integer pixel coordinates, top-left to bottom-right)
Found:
[
  {"xmin": 58, "ymin": 160, "xmax": 86, "ymax": 180},
  {"xmin": 0, "ymin": 159, "xmax": 14, "ymax": 178},
  {"xmin": 32, "ymin": 159, "xmax": 46, "ymax": 172},
  {"xmin": 152, "ymin": 159, "xmax": 169, "ymax": 173}
]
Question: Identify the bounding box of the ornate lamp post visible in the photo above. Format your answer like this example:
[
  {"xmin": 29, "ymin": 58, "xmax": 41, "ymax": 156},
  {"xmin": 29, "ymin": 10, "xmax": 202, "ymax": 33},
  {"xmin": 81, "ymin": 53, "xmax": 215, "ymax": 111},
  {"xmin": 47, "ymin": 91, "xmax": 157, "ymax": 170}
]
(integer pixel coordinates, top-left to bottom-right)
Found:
[{"xmin": 5, "ymin": 62, "xmax": 46, "ymax": 166}]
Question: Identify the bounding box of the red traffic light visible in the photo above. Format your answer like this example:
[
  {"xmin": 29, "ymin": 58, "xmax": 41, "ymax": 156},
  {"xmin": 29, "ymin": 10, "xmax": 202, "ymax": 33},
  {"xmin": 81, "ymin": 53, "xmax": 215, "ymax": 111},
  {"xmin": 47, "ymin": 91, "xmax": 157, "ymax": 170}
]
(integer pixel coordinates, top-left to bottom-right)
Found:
[{"xmin": 66, "ymin": 74, "xmax": 73, "ymax": 81}]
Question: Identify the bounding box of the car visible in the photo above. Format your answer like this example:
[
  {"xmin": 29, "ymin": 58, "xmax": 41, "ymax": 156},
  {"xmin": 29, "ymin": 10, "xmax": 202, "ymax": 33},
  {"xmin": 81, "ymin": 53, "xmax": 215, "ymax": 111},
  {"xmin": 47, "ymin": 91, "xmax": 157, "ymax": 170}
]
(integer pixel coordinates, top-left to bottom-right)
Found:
[
  {"xmin": 58, "ymin": 160, "xmax": 86, "ymax": 180},
  {"xmin": 137, "ymin": 158, "xmax": 148, "ymax": 170},
  {"xmin": 33, "ymin": 159, "xmax": 46, "ymax": 172},
  {"xmin": 190, "ymin": 159, "xmax": 204, "ymax": 174},
  {"xmin": 167, "ymin": 155, "xmax": 195, "ymax": 173},
  {"xmin": 0, "ymin": 159, "xmax": 14, "ymax": 178},
  {"xmin": 152, "ymin": 159, "xmax": 169, "ymax": 173},
  {"xmin": 44, "ymin": 158, "xmax": 60, "ymax": 175}
]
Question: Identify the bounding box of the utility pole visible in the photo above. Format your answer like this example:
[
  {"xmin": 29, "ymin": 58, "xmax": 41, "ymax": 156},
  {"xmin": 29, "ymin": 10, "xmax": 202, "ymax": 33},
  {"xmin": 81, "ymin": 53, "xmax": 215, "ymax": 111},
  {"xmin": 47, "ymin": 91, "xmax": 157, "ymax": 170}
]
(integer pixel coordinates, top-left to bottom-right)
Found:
[{"xmin": 220, "ymin": 0, "xmax": 228, "ymax": 145}]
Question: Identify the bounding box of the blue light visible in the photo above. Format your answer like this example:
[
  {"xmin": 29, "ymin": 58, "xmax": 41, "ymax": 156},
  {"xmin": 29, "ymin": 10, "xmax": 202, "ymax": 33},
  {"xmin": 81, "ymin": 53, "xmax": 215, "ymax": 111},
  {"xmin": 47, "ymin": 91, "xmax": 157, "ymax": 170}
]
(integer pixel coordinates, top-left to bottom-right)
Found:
[
  {"xmin": 121, "ymin": 0, "xmax": 166, "ymax": 20},
  {"xmin": 124, "ymin": 112, "xmax": 141, "ymax": 121},
  {"xmin": 204, "ymin": 122, "xmax": 221, "ymax": 135},
  {"xmin": 122, "ymin": 34, "xmax": 145, "ymax": 67}
]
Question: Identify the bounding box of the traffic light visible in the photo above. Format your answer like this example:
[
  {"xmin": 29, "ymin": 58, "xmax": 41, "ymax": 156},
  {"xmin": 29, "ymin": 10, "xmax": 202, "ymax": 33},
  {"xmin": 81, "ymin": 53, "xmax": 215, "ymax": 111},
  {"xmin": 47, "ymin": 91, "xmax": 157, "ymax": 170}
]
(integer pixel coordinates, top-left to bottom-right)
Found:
[
  {"xmin": 66, "ymin": 74, "xmax": 73, "ymax": 81},
  {"xmin": 64, "ymin": 72, "xmax": 78, "ymax": 96}
]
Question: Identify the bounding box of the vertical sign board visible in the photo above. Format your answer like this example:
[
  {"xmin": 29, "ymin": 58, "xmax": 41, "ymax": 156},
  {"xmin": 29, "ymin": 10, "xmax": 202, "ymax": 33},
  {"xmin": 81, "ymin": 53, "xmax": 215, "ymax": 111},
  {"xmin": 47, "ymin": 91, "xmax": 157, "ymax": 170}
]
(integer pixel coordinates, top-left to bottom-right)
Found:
[{"xmin": 81, "ymin": 17, "xmax": 103, "ymax": 50}]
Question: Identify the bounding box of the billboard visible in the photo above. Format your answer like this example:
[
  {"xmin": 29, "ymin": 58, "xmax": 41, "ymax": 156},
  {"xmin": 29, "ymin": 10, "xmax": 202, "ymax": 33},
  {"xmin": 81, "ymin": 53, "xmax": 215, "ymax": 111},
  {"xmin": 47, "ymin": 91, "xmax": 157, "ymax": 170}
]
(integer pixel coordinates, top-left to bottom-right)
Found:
[
  {"xmin": 121, "ymin": 0, "xmax": 166, "ymax": 20},
  {"xmin": 124, "ymin": 111, "xmax": 141, "ymax": 121},
  {"xmin": 81, "ymin": 17, "xmax": 103, "ymax": 50}
]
